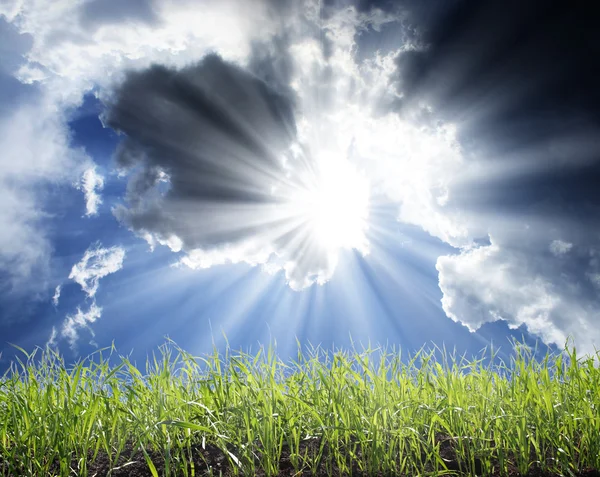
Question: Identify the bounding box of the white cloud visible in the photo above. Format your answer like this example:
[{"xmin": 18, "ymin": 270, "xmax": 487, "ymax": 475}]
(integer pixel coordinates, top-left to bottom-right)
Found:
[
  {"xmin": 4, "ymin": 0, "xmax": 276, "ymax": 103},
  {"xmin": 143, "ymin": 232, "xmax": 182, "ymax": 253},
  {"xmin": 61, "ymin": 301, "xmax": 102, "ymax": 350},
  {"xmin": 437, "ymin": 235, "xmax": 600, "ymax": 355},
  {"xmin": 69, "ymin": 244, "xmax": 125, "ymax": 298},
  {"xmin": 52, "ymin": 285, "xmax": 61, "ymax": 306},
  {"xmin": 176, "ymin": 241, "xmax": 274, "ymax": 271},
  {"xmin": 51, "ymin": 243, "xmax": 124, "ymax": 350},
  {"xmin": 0, "ymin": 179, "xmax": 51, "ymax": 292},
  {"xmin": 0, "ymin": 99, "xmax": 89, "ymax": 294},
  {"xmin": 175, "ymin": 239, "xmax": 340, "ymax": 291},
  {"xmin": 349, "ymin": 113, "xmax": 470, "ymax": 247},
  {"xmin": 0, "ymin": 6, "xmax": 91, "ymax": 298},
  {"xmin": 78, "ymin": 166, "xmax": 104, "ymax": 216},
  {"xmin": 46, "ymin": 325, "xmax": 58, "ymax": 348},
  {"xmin": 550, "ymin": 239, "xmax": 573, "ymax": 256}
]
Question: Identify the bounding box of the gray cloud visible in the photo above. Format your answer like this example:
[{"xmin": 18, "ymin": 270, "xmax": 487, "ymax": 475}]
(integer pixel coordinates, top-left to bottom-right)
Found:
[
  {"xmin": 105, "ymin": 54, "xmax": 297, "ymax": 249},
  {"xmin": 550, "ymin": 240, "xmax": 573, "ymax": 257}
]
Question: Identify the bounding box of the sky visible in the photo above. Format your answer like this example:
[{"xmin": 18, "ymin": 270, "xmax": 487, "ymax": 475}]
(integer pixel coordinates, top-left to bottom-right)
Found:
[{"xmin": 0, "ymin": 0, "xmax": 599, "ymax": 370}]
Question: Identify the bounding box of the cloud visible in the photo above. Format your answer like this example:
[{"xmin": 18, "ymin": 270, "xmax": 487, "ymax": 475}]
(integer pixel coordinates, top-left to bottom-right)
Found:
[
  {"xmin": 0, "ymin": 17, "xmax": 33, "ymax": 105},
  {"xmin": 550, "ymin": 240, "xmax": 573, "ymax": 257},
  {"xmin": 52, "ymin": 285, "xmax": 61, "ymax": 307},
  {"xmin": 68, "ymin": 244, "xmax": 125, "ymax": 298},
  {"xmin": 0, "ymin": 18, "xmax": 90, "ymax": 302},
  {"xmin": 57, "ymin": 243, "xmax": 125, "ymax": 350},
  {"xmin": 438, "ymin": 240, "xmax": 559, "ymax": 337},
  {"xmin": 46, "ymin": 325, "xmax": 58, "ymax": 348},
  {"xmin": 105, "ymin": 54, "xmax": 296, "ymax": 233},
  {"xmin": 437, "ymin": 235, "xmax": 600, "ymax": 355},
  {"xmin": 61, "ymin": 301, "xmax": 102, "ymax": 350},
  {"xmin": 78, "ymin": 166, "xmax": 104, "ymax": 216},
  {"xmin": 0, "ymin": 99, "xmax": 89, "ymax": 297},
  {"xmin": 3, "ymin": 0, "xmax": 278, "ymax": 103}
]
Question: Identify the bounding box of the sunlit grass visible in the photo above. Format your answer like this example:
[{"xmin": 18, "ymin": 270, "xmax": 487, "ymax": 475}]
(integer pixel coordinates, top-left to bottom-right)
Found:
[{"xmin": 0, "ymin": 338, "xmax": 598, "ymax": 476}]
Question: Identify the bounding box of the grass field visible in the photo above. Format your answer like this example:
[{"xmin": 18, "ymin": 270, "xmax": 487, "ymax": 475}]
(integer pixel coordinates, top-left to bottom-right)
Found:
[{"xmin": 0, "ymin": 339, "xmax": 599, "ymax": 476}]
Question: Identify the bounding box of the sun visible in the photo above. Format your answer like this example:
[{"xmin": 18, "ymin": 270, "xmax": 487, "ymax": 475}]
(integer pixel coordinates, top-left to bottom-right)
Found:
[{"xmin": 290, "ymin": 155, "xmax": 370, "ymax": 255}]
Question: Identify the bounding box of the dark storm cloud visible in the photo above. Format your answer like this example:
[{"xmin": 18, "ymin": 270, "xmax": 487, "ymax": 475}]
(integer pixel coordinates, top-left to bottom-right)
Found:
[
  {"xmin": 391, "ymin": 0, "xmax": 600, "ymax": 213},
  {"xmin": 104, "ymin": 54, "xmax": 297, "ymax": 248},
  {"xmin": 392, "ymin": 0, "xmax": 600, "ymax": 135}
]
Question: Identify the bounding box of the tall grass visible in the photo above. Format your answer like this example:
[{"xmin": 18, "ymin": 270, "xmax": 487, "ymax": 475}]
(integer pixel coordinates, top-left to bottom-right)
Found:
[{"xmin": 0, "ymin": 339, "xmax": 598, "ymax": 476}]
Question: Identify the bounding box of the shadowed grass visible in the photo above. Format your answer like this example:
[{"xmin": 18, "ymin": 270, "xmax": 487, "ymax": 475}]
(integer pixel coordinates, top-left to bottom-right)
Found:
[{"xmin": 0, "ymin": 338, "xmax": 598, "ymax": 476}]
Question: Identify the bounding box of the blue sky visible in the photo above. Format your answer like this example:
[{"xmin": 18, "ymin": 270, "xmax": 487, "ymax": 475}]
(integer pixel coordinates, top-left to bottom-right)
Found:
[{"xmin": 1, "ymin": 0, "xmax": 598, "ymax": 371}]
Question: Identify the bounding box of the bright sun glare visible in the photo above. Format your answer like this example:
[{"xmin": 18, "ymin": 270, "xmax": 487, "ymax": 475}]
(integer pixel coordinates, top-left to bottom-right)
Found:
[{"xmin": 291, "ymin": 156, "xmax": 370, "ymax": 254}]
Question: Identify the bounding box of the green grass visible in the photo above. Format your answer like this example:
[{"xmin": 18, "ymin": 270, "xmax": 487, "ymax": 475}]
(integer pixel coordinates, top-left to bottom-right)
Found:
[{"xmin": 0, "ymin": 338, "xmax": 598, "ymax": 476}]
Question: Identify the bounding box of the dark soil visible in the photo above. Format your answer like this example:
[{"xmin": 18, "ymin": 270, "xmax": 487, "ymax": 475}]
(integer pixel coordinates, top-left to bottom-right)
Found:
[{"xmin": 3, "ymin": 436, "xmax": 600, "ymax": 476}]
